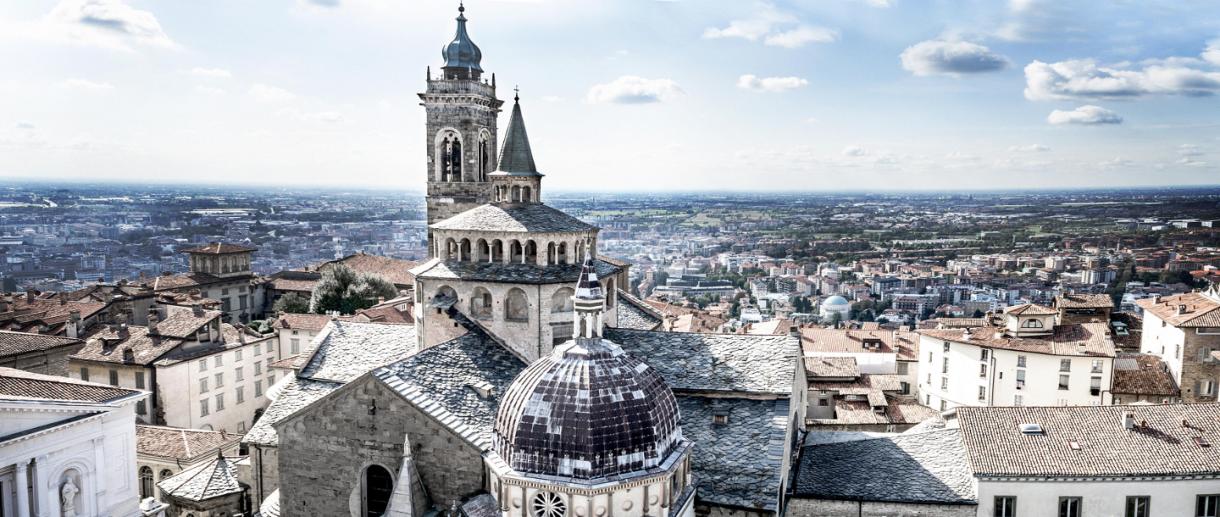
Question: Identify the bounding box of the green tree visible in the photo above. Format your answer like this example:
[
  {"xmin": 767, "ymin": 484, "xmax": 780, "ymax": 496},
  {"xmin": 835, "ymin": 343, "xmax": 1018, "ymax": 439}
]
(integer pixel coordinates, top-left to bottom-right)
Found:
[
  {"xmin": 308, "ymin": 265, "xmax": 399, "ymax": 315},
  {"xmin": 272, "ymin": 293, "xmax": 310, "ymax": 315}
]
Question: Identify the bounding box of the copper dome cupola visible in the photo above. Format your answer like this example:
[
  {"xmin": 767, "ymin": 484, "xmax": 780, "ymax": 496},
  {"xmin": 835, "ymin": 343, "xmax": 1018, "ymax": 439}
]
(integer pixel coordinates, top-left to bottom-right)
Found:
[{"xmin": 441, "ymin": 3, "xmax": 483, "ymax": 80}]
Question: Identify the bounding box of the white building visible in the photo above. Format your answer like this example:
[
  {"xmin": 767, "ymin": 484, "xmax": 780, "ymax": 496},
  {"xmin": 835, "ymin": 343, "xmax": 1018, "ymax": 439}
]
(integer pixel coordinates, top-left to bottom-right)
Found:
[
  {"xmin": 67, "ymin": 307, "xmax": 280, "ymax": 433},
  {"xmin": 819, "ymin": 295, "xmax": 851, "ymax": 322},
  {"xmin": 918, "ymin": 304, "xmax": 1116, "ymax": 411},
  {"xmin": 0, "ymin": 367, "xmax": 147, "ymax": 517},
  {"xmin": 1135, "ymin": 288, "xmax": 1220, "ymax": 403}
]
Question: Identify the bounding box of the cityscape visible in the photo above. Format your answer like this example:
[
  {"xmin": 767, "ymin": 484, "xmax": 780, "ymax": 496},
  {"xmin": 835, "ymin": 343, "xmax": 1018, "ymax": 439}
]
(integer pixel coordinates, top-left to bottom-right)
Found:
[{"xmin": 2, "ymin": 1, "xmax": 1220, "ymax": 517}]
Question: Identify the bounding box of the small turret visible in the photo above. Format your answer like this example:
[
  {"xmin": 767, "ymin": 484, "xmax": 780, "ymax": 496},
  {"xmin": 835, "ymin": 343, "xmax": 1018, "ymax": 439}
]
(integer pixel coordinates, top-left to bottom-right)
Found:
[
  {"xmin": 571, "ymin": 255, "xmax": 605, "ymax": 339},
  {"xmin": 490, "ymin": 92, "xmax": 544, "ymax": 204}
]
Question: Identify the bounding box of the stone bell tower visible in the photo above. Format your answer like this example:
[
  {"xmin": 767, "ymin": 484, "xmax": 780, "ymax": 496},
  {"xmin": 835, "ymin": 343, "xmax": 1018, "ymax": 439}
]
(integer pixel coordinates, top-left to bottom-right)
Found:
[{"xmin": 420, "ymin": 3, "xmax": 502, "ymax": 253}]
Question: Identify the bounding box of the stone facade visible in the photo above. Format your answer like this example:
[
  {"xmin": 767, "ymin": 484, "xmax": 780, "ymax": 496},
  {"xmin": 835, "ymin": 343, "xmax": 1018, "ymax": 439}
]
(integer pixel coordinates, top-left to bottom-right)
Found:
[
  {"xmin": 786, "ymin": 499, "xmax": 976, "ymax": 517},
  {"xmin": 422, "ymin": 77, "xmax": 502, "ymax": 248},
  {"xmin": 276, "ymin": 375, "xmax": 486, "ymax": 516}
]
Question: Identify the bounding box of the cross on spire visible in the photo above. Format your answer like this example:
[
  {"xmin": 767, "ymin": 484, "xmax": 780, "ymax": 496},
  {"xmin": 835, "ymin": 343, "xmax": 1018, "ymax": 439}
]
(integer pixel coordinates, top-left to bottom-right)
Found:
[{"xmin": 514, "ymin": 85, "xmax": 520, "ymax": 102}]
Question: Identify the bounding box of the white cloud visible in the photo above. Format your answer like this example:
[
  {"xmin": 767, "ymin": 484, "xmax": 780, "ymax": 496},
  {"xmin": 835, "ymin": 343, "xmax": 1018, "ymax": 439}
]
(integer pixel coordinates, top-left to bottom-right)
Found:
[
  {"xmin": 586, "ymin": 76, "xmax": 683, "ymax": 104},
  {"xmin": 863, "ymin": 0, "xmax": 893, "ymax": 7},
  {"xmin": 62, "ymin": 78, "xmax": 114, "ymax": 90},
  {"xmin": 900, "ymin": 40, "xmax": 1009, "ymax": 77},
  {"xmin": 194, "ymin": 85, "xmax": 226, "ymax": 96},
  {"xmin": 1178, "ymin": 144, "xmax": 1203, "ymax": 157},
  {"xmin": 43, "ymin": 0, "xmax": 175, "ymax": 50},
  {"xmin": 298, "ymin": 111, "xmax": 344, "ymax": 123},
  {"xmin": 764, "ymin": 26, "xmax": 838, "ymax": 48},
  {"xmin": 1176, "ymin": 157, "xmax": 1208, "ymax": 167},
  {"xmin": 1008, "ymin": 144, "xmax": 1050, "ymax": 152},
  {"xmin": 189, "ymin": 67, "xmax": 231, "ymax": 79},
  {"xmin": 736, "ymin": 74, "xmax": 808, "ymax": 92},
  {"xmin": 249, "ymin": 83, "xmax": 297, "ymax": 103},
  {"xmin": 1024, "ymin": 58, "xmax": 1220, "ymax": 101},
  {"xmin": 1205, "ymin": 40, "xmax": 1220, "ymax": 66},
  {"xmin": 15, "ymin": 122, "xmax": 36, "ymax": 130},
  {"xmin": 1099, "ymin": 157, "xmax": 1133, "ymax": 168},
  {"xmin": 842, "ymin": 146, "xmax": 867, "ymax": 157},
  {"xmin": 1047, "ymin": 105, "xmax": 1122, "ymax": 125},
  {"xmin": 704, "ymin": 4, "xmax": 836, "ymax": 48}
]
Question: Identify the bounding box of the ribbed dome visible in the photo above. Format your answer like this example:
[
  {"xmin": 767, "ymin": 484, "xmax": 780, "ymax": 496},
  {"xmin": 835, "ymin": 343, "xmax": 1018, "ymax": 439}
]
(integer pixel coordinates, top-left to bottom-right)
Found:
[
  {"xmin": 493, "ymin": 337, "xmax": 683, "ymax": 480},
  {"xmin": 823, "ymin": 295, "xmax": 849, "ymax": 307},
  {"xmin": 441, "ymin": 6, "xmax": 483, "ymax": 74}
]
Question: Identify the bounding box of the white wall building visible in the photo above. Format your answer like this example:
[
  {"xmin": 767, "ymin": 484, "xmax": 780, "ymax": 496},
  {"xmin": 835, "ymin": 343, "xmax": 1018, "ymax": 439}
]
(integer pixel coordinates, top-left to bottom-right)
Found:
[
  {"xmin": 0, "ymin": 367, "xmax": 148, "ymax": 517},
  {"xmin": 918, "ymin": 304, "xmax": 1116, "ymax": 411}
]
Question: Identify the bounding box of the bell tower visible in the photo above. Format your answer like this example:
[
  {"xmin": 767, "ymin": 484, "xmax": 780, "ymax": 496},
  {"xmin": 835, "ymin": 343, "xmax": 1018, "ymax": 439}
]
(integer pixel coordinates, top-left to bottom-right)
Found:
[{"xmin": 420, "ymin": 3, "xmax": 501, "ymax": 254}]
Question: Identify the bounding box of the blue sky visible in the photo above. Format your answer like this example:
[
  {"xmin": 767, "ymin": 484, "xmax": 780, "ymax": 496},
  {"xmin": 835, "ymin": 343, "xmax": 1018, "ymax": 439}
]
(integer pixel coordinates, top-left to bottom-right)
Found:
[{"xmin": 0, "ymin": 0, "xmax": 1217, "ymax": 191}]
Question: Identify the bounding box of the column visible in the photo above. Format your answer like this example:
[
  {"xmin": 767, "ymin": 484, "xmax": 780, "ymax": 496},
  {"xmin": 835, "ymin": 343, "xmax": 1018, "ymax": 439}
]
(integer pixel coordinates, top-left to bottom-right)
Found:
[{"xmin": 15, "ymin": 459, "xmax": 30, "ymax": 517}]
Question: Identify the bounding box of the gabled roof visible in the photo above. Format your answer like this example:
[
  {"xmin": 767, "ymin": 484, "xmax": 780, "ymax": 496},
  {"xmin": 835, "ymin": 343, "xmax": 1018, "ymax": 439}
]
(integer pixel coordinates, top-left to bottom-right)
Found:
[
  {"xmin": 243, "ymin": 377, "xmax": 341, "ymax": 447},
  {"xmin": 157, "ymin": 454, "xmax": 244, "ymax": 501},
  {"xmin": 793, "ymin": 429, "xmax": 976, "ymax": 505},
  {"xmin": 606, "ymin": 328, "xmax": 799, "ymax": 395},
  {"xmin": 678, "ymin": 396, "xmax": 790, "ymax": 511},
  {"xmin": 71, "ymin": 325, "xmax": 185, "ymax": 366},
  {"xmin": 297, "ymin": 321, "xmax": 417, "ymax": 383},
  {"xmin": 919, "ymin": 322, "xmax": 1116, "ymax": 358},
  {"xmin": 137, "ymin": 425, "xmax": 242, "ymax": 462},
  {"xmin": 1055, "ymin": 293, "xmax": 1114, "ymax": 310},
  {"xmin": 1112, "ymin": 353, "xmax": 1179, "ymax": 397},
  {"xmin": 0, "ymin": 331, "xmax": 82, "ymax": 359},
  {"xmin": 429, "ymin": 203, "xmax": 594, "ymax": 233},
  {"xmin": 181, "ymin": 242, "xmax": 257, "ymax": 255},
  {"xmin": 0, "ymin": 367, "xmax": 141, "ymax": 403},
  {"xmin": 615, "ymin": 290, "xmax": 664, "ymax": 331},
  {"xmin": 1136, "ymin": 291, "xmax": 1220, "ymax": 327},
  {"xmin": 957, "ymin": 404, "xmax": 1220, "ymax": 477},
  {"xmin": 1003, "ymin": 303, "xmax": 1058, "ymax": 316},
  {"xmin": 320, "ymin": 253, "xmax": 418, "ymax": 288}
]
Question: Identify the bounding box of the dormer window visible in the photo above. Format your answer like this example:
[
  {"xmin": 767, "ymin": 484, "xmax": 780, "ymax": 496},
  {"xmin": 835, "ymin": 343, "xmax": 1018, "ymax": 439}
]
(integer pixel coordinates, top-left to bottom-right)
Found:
[
  {"xmin": 1020, "ymin": 318, "xmax": 1044, "ymax": 328},
  {"xmin": 713, "ymin": 414, "xmax": 729, "ymax": 425}
]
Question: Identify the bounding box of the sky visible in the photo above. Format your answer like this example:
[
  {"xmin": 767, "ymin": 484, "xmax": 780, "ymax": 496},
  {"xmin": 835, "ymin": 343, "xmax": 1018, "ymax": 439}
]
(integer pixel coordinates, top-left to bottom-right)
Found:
[{"xmin": 0, "ymin": 0, "xmax": 1218, "ymax": 192}]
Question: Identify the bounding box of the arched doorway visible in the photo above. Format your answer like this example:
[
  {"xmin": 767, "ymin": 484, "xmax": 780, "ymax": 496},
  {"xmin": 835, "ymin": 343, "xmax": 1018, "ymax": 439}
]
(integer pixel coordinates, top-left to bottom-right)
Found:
[{"xmin": 363, "ymin": 464, "xmax": 393, "ymax": 517}]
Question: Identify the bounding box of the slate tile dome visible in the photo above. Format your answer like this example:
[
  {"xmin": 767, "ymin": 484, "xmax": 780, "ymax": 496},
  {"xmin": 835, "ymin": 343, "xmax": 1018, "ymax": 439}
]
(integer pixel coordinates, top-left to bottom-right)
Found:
[{"xmin": 493, "ymin": 337, "xmax": 683, "ymax": 480}]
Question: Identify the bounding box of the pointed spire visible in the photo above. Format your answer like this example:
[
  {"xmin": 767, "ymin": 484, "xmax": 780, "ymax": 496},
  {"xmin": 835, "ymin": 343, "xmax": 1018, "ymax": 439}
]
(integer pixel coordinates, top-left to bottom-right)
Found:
[{"xmin": 494, "ymin": 93, "xmax": 540, "ymax": 175}]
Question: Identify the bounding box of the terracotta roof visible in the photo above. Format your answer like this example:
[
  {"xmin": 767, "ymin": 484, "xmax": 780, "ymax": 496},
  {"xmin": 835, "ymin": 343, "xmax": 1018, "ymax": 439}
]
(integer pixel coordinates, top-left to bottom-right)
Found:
[
  {"xmin": 957, "ymin": 404, "xmax": 1220, "ymax": 477},
  {"xmin": 321, "ymin": 253, "xmax": 418, "ymax": 288},
  {"xmin": 273, "ymin": 313, "xmax": 335, "ymax": 332},
  {"xmin": 71, "ymin": 326, "xmax": 185, "ymax": 366},
  {"xmin": 1056, "ymin": 293, "xmax": 1114, "ymax": 310},
  {"xmin": 156, "ymin": 310, "xmax": 220, "ymax": 338},
  {"xmin": 266, "ymin": 276, "xmax": 318, "ymax": 293},
  {"xmin": 181, "ymin": 242, "xmax": 257, "ymax": 255},
  {"xmin": 145, "ymin": 272, "xmax": 251, "ymax": 292},
  {"xmin": 1004, "ymin": 303, "xmax": 1058, "ymax": 316},
  {"xmin": 1136, "ymin": 291, "xmax": 1220, "ymax": 327},
  {"xmin": 0, "ymin": 367, "xmax": 141, "ymax": 403},
  {"xmin": 918, "ymin": 322, "xmax": 1115, "ymax": 358},
  {"xmin": 801, "ymin": 327, "xmax": 919, "ymax": 360},
  {"xmin": 1112, "ymin": 354, "xmax": 1179, "ymax": 397},
  {"xmin": 136, "ymin": 425, "xmax": 242, "ymax": 461},
  {"xmin": 804, "ymin": 356, "xmax": 859, "ymax": 379},
  {"xmin": 0, "ymin": 331, "xmax": 83, "ymax": 359}
]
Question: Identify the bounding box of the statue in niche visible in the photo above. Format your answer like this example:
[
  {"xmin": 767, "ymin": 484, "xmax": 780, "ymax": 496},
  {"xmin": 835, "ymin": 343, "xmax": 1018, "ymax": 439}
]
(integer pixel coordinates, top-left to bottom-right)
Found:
[{"xmin": 61, "ymin": 477, "xmax": 79, "ymax": 517}]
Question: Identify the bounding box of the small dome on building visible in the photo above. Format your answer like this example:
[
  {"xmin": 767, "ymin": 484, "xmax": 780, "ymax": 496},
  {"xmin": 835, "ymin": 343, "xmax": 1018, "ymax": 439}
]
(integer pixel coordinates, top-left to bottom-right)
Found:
[
  {"xmin": 823, "ymin": 295, "xmax": 850, "ymax": 307},
  {"xmin": 441, "ymin": 5, "xmax": 483, "ymax": 76}
]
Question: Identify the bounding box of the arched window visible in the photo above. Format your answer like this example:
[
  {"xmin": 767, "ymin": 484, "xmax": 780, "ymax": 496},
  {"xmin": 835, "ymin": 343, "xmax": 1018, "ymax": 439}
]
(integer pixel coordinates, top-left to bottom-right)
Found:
[
  {"xmin": 524, "ymin": 241, "xmax": 538, "ymax": 264},
  {"xmin": 546, "ymin": 242, "xmax": 557, "ymax": 265},
  {"xmin": 159, "ymin": 469, "xmax": 173, "ymax": 481},
  {"xmin": 509, "ymin": 240, "xmax": 523, "ymax": 263},
  {"xmin": 362, "ymin": 465, "xmax": 394, "ymax": 517},
  {"xmin": 506, "ymin": 288, "xmax": 529, "ymax": 322},
  {"xmin": 491, "ymin": 240, "xmax": 504, "ymax": 262},
  {"xmin": 551, "ymin": 288, "xmax": 574, "ymax": 313},
  {"xmin": 434, "ymin": 285, "xmax": 457, "ymax": 305},
  {"xmin": 557, "ymin": 242, "xmax": 568, "ymax": 264},
  {"xmin": 511, "ymin": 185, "xmax": 522, "ymax": 203},
  {"xmin": 522, "ymin": 186, "xmax": 532, "ymax": 203},
  {"xmin": 475, "ymin": 239, "xmax": 489, "ymax": 262},
  {"xmin": 604, "ymin": 277, "xmax": 616, "ymax": 307},
  {"xmin": 479, "ymin": 134, "xmax": 491, "ymax": 181},
  {"xmin": 471, "ymin": 287, "xmax": 493, "ymax": 320},
  {"xmin": 459, "ymin": 238, "xmax": 472, "ymax": 262},
  {"xmin": 1020, "ymin": 318, "xmax": 1044, "ymax": 328},
  {"xmin": 139, "ymin": 466, "xmax": 154, "ymax": 498}
]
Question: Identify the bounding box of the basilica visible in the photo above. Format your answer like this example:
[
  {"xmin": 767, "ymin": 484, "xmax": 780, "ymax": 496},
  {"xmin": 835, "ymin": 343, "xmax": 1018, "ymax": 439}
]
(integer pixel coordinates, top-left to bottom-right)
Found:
[{"xmin": 246, "ymin": 7, "xmax": 806, "ymax": 517}]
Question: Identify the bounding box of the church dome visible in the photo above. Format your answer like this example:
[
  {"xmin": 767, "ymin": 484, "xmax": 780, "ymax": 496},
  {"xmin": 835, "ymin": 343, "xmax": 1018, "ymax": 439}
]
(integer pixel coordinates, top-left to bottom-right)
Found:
[
  {"xmin": 492, "ymin": 337, "xmax": 683, "ymax": 480},
  {"xmin": 823, "ymin": 295, "xmax": 850, "ymax": 307},
  {"xmin": 441, "ymin": 5, "xmax": 483, "ymax": 74}
]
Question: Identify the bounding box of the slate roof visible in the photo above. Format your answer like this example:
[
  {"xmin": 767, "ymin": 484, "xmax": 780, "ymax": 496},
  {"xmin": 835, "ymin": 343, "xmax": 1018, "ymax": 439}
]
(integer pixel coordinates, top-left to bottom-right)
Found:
[
  {"xmin": 155, "ymin": 310, "xmax": 220, "ymax": 338},
  {"xmin": 614, "ymin": 290, "xmax": 663, "ymax": 331},
  {"xmin": 413, "ymin": 257, "xmax": 621, "ymax": 285},
  {"xmin": 1056, "ymin": 293, "xmax": 1115, "ymax": 310},
  {"xmin": 678, "ymin": 396, "xmax": 789, "ymax": 511},
  {"xmin": 606, "ymin": 328, "xmax": 799, "ymax": 395},
  {"xmin": 0, "ymin": 367, "xmax": 141, "ymax": 403},
  {"xmin": 493, "ymin": 97, "xmax": 540, "ymax": 175},
  {"xmin": 0, "ymin": 331, "xmax": 82, "ymax": 359},
  {"xmin": 137, "ymin": 425, "xmax": 242, "ymax": 461},
  {"xmin": 256, "ymin": 489, "xmax": 280, "ymax": 517},
  {"xmin": 919, "ymin": 322, "xmax": 1115, "ymax": 358},
  {"xmin": 157, "ymin": 455, "xmax": 244, "ymax": 501},
  {"xmin": 957, "ymin": 404, "xmax": 1220, "ymax": 477},
  {"xmin": 145, "ymin": 272, "xmax": 251, "ymax": 292},
  {"xmin": 793, "ymin": 429, "xmax": 976, "ymax": 505},
  {"xmin": 375, "ymin": 329, "xmax": 525, "ymax": 450},
  {"xmin": 71, "ymin": 325, "xmax": 184, "ymax": 366},
  {"xmin": 273, "ymin": 313, "xmax": 335, "ymax": 332},
  {"xmin": 243, "ymin": 377, "xmax": 341, "ymax": 447},
  {"xmin": 1136, "ymin": 291, "xmax": 1220, "ymax": 327},
  {"xmin": 430, "ymin": 203, "xmax": 595, "ymax": 233},
  {"xmin": 1112, "ymin": 353, "xmax": 1179, "ymax": 397},
  {"xmin": 298, "ymin": 321, "xmax": 418, "ymax": 383}
]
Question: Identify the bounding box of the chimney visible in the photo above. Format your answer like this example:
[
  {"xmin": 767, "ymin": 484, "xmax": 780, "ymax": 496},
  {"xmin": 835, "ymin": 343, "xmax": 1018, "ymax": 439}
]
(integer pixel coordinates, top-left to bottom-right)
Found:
[
  {"xmin": 122, "ymin": 348, "xmax": 134, "ymax": 363},
  {"xmin": 788, "ymin": 325, "xmax": 800, "ymax": 338},
  {"xmin": 1178, "ymin": 304, "xmax": 1188, "ymax": 315},
  {"xmin": 0, "ymin": 298, "xmax": 8, "ymax": 312},
  {"xmin": 1123, "ymin": 412, "xmax": 1135, "ymax": 430},
  {"xmin": 24, "ymin": 289, "xmax": 34, "ymax": 303},
  {"xmin": 67, "ymin": 310, "xmax": 81, "ymax": 339},
  {"xmin": 118, "ymin": 324, "xmax": 129, "ymax": 340},
  {"xmin": 147, "ymin": 308, "xmax": 160, "ymax": 335},
  {"xmin": 192, "ymin": 304, "xmax": 204, "ymax": 317},
  {"xmin": 58, "ymin": 292, "xmax": 67, "ymax": 305}
]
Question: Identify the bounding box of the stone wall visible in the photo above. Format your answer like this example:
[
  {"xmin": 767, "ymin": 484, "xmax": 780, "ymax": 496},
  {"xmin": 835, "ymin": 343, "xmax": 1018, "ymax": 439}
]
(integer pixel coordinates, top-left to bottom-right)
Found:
[
  {"xmin": 1, "ymin": 345, "xmax": 82, "ymax": 376},
  {"xmin": 1180, "ymin": 330, "xmax": 1220, "ymax": 403},
  {"xmin": 277, "ymin": 376, "xmax": 486, "ymax": 516},
  {"xmin": 786, "ymin": 499, "xmax": 976, "ymax": 517}
]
